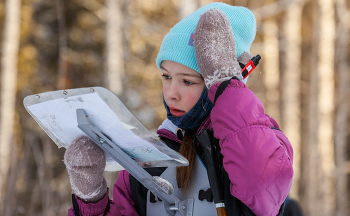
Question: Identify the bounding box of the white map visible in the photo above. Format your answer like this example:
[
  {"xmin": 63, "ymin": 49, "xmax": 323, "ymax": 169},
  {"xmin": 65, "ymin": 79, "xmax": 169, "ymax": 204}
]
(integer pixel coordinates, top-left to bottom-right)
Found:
[
  {"xmin": 123, "ymin": 146, "xmax": 172, "ymax": 162},
  {"xmin": 26, "ymin": 93, "xmax": 171, "ymax": 163}
]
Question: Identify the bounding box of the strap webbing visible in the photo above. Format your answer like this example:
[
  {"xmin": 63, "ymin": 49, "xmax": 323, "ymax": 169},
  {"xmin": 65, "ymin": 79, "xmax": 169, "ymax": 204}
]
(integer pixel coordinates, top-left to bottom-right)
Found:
[
  {"xmin": 72, "ymin": 194, "xmax": 80, "ymax": 216},
  {"xmin": 103, "ymin": 199, "xmax": 111, "ymax": 216},
  {"xmin": 214, "ymin": 76, "xmax": 239, "ymax": 104}
]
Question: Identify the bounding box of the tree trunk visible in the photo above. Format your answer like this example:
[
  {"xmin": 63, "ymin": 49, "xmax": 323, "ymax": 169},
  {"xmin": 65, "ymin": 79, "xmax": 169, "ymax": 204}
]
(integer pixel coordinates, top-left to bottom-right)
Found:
[
  {"xmin": 199, "ymin": 0, "xmax": 213, "ymax": 7},
  {"xmin": 106, "ymin": 0, "xmax": 124, "ymax": 95},
  {"xmin": 281, "ymin": 1, "xmax": 303, "ymax": 201},
  {"xmin": 2, "ymin": 133, "xmax": 19, "ymax": 216},
  {"xmin": 335, "ymin": 0, "xmax": 350, "ymax": 215},
  {"xmin": 303, "ymin": 1, "xmax": 321, "ymax": 215},
  {"xmin": 179, "ymin": 0, "xmax": 198, "ymax": 20},
  {"xmin": 263, "ymin": 18, "xmax": 280, "ymax": 123},
  {"xmin": 317, "ymin": 0, "xmax": 336, "ymax": 214},
  {"xmin": 0, "ymin": 0, "xmax": 21, "ymax": 212},
  {"xmin": 56, "ymin": 0, "xmax": 70, "ymax": 90}
]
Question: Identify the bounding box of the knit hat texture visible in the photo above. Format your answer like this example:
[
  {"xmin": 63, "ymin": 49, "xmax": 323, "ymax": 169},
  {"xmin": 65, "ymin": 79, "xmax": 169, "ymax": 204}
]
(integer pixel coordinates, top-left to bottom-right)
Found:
[{"xmin": 156, "ymin": 2, "xmax": 256, "ymax": 82}]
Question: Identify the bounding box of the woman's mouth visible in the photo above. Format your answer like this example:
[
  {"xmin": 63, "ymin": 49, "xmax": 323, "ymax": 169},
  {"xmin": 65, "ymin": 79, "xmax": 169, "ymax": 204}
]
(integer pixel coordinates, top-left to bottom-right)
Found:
[{"xmin": 169, "ymin": 107, "xmax": 185, "ymax": 117}]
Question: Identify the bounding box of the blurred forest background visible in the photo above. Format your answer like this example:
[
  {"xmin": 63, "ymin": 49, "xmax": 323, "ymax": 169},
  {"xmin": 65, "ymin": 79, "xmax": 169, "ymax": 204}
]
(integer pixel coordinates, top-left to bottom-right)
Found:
[{"xmin": 0, "ymin": 0, "xmax": 349, "ymax": 215}]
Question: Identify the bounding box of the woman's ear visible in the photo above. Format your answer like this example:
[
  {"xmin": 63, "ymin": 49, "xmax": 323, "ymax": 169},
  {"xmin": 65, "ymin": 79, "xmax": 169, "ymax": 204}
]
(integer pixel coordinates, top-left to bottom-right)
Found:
[{"xmin": 238, "ymin": 51, "xmax": 254, "ymax": 65}]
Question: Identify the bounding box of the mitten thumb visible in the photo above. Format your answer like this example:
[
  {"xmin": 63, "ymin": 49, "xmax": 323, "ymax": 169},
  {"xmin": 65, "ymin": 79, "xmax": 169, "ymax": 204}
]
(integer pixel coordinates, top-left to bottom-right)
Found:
[{"xmin": 238, "ymin": 51, "xmax": 254, "ymax": 65}]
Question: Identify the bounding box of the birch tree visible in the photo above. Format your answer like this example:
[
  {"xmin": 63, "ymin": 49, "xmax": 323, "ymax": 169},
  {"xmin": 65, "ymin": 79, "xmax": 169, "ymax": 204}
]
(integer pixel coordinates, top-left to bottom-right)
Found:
[
  {"xmin": 281, "ymin": 0, "xmax": 304, "ymax": 200},
  {"xmin": 304, "ymin": 0, "xmax": 337, "ymax": 215},
  {"xmin": 253, "ymin": 0, "xmax": 305, "ymax": 21},
  {"xmin": 179, "ymin": 0, "xmax": 198, "ymax": 20},
  {"xmin": 0, "ymin": 0, "xmax": 21, "ymax": 212},
  {"xmin": 56, "ymin": 0, "xmax": 70, "ymax": 90},
  {"xmin": 106, "ymin": 0, "xmax": 124, "ymax": 95},
  {"xmin": 318, "ymin": 0, "xmax": 336, "ymax": 214},
  {"xmin": 199, "ymin": 0, "xmax": 214, "ymax": 7},
  {"xmin": 335, "ymin": 0, "xmax": 350, "ymax": 215},
  {"xmin": 263, "ymin": 18, "xmax": 280, "ymax": 123}
]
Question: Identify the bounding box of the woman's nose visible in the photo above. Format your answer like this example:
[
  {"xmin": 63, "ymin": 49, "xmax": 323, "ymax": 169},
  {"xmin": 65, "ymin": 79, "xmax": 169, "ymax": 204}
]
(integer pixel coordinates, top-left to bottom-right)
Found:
[{"xmin": 165, "ymin": 81, "xmax": 180, "ymax": 101}]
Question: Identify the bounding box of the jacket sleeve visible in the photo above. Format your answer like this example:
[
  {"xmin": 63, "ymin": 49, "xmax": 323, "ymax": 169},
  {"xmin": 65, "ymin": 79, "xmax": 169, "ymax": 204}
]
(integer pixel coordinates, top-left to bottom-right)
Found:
[
  {"xmin": 113, "ymin": 170, "xmax": 139, "ymax": 215},
  {"xmin": 67, "ymin": 170, "xmax": 138, "ymax": 216},
  {"xmin": 208, "ymin": 80, "xmax": 294, "ymax": 216}
]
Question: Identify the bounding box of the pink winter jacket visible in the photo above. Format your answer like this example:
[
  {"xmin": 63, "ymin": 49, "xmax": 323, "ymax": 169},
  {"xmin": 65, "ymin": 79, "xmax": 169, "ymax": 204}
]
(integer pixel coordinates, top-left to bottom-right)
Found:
[{"xmin": 68, "ymin": 79, "xmax": 294, "ymax": 216}]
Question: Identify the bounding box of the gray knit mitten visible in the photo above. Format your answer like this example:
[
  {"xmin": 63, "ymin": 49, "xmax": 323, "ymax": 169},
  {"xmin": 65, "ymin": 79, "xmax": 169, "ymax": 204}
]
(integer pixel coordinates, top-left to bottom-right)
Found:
[
  {"xmin": 194, "ymin": 8, "xmax": 242, "ymax": 89},
  {"xmin": 64, "ymin": 136, "xmax": 107, "ymax": 203}
]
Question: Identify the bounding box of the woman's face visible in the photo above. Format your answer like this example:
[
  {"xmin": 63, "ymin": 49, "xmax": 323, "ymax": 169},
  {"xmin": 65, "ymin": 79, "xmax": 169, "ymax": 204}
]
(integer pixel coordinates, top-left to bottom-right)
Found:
[{"xmin": 161, "ymin": 60, "xmax": 205, "ymax": 117}]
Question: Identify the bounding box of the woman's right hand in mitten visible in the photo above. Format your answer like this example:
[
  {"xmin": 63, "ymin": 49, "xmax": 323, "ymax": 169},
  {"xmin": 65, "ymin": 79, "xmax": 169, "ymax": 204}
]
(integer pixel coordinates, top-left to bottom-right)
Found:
[
  {"xmin": 64, "ymin": 136, "xmax": 107, "ymax": 203},
  {"xmin": 194, "ymin": 8, "xmax": 242, "ymax": 89}
]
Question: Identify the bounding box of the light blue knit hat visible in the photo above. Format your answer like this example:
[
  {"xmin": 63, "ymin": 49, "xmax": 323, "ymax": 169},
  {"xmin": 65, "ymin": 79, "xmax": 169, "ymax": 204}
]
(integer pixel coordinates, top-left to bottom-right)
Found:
[{"xmin": 156, "ymin": 2, "xmax": 256, "ymax": 84}]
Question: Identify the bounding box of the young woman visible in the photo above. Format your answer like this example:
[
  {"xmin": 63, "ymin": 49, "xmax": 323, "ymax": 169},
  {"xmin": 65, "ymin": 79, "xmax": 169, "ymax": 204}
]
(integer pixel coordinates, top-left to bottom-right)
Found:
[{"xmin": 64, "ymin": 3, "xmax": 294, "ymax": 216}]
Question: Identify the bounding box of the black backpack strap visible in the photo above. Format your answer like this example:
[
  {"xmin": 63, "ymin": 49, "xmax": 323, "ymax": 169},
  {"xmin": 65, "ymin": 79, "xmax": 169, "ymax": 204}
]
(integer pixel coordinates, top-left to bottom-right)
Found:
[
  {"xmin": 129, "ymin": 166, "xmax": 167, "ymax": 216},
  {"xmin": 72, "ymin": 194, "xmax": 110, "ymax": 216},
  {"xmin": 194, "ymin": 129, "xmax": 258, "ymax": 215},
  {"xmin": 214, "ymin": 76, "xmax": 240, "ymax": 104},
  {"xmin": 277, "ymin": 202, "xmax": 286, "ymax": 216},
  {"xmin": 159, "ymin": 137, "xmax": 181, "ymax": 152},
  {"xmin": 72, "ymin": 194, "xmax": 80, "ymax": 216},
  {"xmin": 129, "ymin": 173, "xmax": 148, "ymax": 216},
  {"xmin": 103, "ymin": 199, "xmax": 111, "ymax": 216},
  {"xmin": 222, "ymin": 170, "xmax": 256, "ymax": 216},
  {"xmin": 193, "ymin": 129, "xmax": 223, "ymax": 170}
]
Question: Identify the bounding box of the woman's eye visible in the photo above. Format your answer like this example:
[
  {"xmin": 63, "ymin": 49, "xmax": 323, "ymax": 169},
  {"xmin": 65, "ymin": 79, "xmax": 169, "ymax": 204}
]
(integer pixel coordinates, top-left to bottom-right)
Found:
[
  {"xmin": 162, "ymin": 74, "xmax": 171, "ymax": 79},
  {"xmin": 184, "ymin": 80, "xmax": 194, "ymax": 85}
]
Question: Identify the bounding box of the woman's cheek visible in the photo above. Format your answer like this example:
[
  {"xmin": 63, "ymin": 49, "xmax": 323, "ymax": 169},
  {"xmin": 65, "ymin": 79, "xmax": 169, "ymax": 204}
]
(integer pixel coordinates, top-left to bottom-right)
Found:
[
  {"xmin": 189, "ymin": 92, "xmax": 200, "ymax": 101},
  {"xmin": 184, "ymin": 91, "xmax": 201, "ymax": 109}
]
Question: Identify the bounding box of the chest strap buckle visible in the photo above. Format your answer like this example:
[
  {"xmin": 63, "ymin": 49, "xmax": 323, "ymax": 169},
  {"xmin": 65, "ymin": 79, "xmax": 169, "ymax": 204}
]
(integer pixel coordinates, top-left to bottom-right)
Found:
[{"xmin": 198, "ymin": 188, "xmax": 213, "ymax": 202}]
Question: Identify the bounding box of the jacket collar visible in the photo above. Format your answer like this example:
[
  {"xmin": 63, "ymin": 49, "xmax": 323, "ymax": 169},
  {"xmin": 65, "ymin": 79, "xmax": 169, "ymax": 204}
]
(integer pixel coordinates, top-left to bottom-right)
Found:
[{"xmin": 156, "ymin": 116, "xmax": 212, "ymax": 143}]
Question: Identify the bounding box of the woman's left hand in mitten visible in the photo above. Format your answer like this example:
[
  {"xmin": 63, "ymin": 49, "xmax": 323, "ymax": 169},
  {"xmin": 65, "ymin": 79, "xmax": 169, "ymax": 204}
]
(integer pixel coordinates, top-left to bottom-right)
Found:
[{"xmin": 64, "ymin": 136, "xmax": 107, "ymax": 203}]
